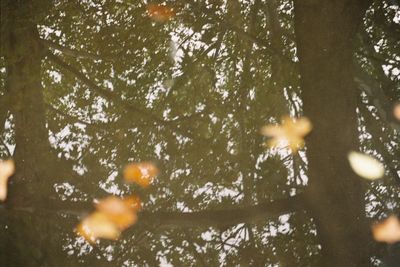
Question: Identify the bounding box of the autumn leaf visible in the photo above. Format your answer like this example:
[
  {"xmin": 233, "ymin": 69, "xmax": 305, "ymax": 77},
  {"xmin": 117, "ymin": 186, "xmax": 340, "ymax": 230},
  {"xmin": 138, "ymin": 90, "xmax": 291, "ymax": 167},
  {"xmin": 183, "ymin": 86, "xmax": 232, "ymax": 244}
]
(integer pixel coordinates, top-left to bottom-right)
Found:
[
  {"xmin": 347, "ymin": 151, "xmax": 384, "ymax": 180},
  {"xmin": 76, "ymin": 195, "xmax": 141, "ymax": 242},
  {"xmin": 260, "ymin": 116, "xmax": 312, "ymax": 152},
  {"xmin": 147, "ymin": 4, "xmax": 175, "ymax": 23},
  {"xmin": 76, "ymin": 162, "xmax": 155, "ymax": 242},
  {"xmin": 123, "ymin": 195, "xmax": 142, "ymax": 211},
  {"xmin": 394, "ymin": 103, "xmax": 400, "ymax": 120},
  {"xmin": 76, "ymin": 212, "xmax": 121, "ymax": 243},
  {"xmin": 372, "ymin": 215, "xmax": 400, "ymax": 244},
  {"xmin": 0, "ymin": 159, "xmax": 15, "ymax": 201},
  {"xmin": 96, "ymin": 196, "xmax": 139, "ymax": 230},
  {"xmin": 123, "ymin": 162, "xmax": 159, "ymax": 188}
]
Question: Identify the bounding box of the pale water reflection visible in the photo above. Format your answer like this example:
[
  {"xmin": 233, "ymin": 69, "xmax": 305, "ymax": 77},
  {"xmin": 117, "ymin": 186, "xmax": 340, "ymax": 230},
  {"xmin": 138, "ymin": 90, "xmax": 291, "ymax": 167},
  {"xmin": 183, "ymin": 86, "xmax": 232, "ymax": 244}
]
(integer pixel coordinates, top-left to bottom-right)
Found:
[{"xmin": 1, "ymin": 0, "xmax": 399, "ymax": 266}]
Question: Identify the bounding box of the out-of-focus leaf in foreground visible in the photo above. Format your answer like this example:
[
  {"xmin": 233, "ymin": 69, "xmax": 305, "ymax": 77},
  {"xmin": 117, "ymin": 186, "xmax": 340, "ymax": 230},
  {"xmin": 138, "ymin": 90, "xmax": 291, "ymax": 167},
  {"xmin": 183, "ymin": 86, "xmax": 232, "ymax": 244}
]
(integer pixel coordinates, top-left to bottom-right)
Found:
[
  {"xmin": 347, "ymin": 151, "xmax": 384, "ymax": 180},
  {"xmin": 76, "ymin": 195, "xmax": 141, "ymax": 243},
  {"xmin": 76, "ymin": 212, "xmax": 121, "ymax": 243},
  {"xmin": 96, "ymin": 196, "xmax": 139, "ymax": 229},
  {"xmin": 260, "ymin": 116, "xmax": 312, "ymax": 153},
  {"xmin": 122, "ymin": 195, "xmax": 142, "ymax": 211},
  {"xmin": 372, "ymin": 215, "xmax": 400, "ymax": 244},
  {"xmin": 0, "ymin": 159, "xmax": 15, "ymax": 201},
  {"xmin": 147, "ymin": 4, "xmax": 175, "ymax": 23},
  {"xmin": 123, "ymin": 162, "xmax": 159, "ymax": 188},
  {"xmin": 394, "ymin": 103, "xmax": 400, "ymax": 120}
]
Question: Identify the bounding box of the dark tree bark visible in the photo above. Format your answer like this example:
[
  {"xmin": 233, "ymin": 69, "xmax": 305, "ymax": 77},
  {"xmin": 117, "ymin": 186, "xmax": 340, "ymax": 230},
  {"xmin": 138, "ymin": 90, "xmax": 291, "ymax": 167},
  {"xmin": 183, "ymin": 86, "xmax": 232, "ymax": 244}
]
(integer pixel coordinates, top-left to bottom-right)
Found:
[
  {"xmin": 294, "ymin": 0, "xmax": 373, "ymax": 266},
  {"xmin": 2, "ymin": 1, "xmax": 58, "ymax": 207},
  {"xmin": 1, "ymin": 2, "xmax": 72, "ymax": 266}
]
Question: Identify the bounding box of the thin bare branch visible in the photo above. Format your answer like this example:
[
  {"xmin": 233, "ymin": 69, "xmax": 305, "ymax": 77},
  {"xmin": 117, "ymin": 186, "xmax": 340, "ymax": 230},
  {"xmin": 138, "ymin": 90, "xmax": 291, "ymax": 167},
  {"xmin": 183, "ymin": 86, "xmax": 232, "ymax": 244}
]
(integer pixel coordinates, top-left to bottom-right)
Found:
[
  {"xmin": 45, "ymin": 50, "xmax": 203, "ymax": 138},
  {"xmin": 40, "ymin": 38, "xmax": 111, "ymax": 61}
]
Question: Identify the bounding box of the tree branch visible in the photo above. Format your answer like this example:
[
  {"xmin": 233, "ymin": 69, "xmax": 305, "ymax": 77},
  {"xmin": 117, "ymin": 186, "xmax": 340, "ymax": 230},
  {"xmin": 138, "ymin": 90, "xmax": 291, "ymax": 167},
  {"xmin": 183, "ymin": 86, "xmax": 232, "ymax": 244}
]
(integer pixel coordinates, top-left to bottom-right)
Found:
[
  {"xmin": 139, "ymin": 194, "xmax": 305, "ymax": 227},
  {"xmin": 355, "ymin": 66, "xmax": 400, "ymax": 132},
  {"xmin": 45, "ymin": 50, "xmax": 203, "ymax": 138},
  {"xmin": 40, "ymin": 38, "xmax": 111, "ymax": 61},
  {"xmin": 359, "ymin": 103, "xmax": 400, "ymax": 184},
  {"xmin": 1, "ymin": 194, "xmax": 305, "ymax": 227}
]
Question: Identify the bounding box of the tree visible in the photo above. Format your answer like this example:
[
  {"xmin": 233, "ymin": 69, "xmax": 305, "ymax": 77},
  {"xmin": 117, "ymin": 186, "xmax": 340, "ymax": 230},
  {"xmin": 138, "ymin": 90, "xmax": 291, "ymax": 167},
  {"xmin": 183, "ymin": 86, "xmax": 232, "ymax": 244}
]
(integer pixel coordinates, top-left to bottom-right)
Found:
[{"xmin": 1, "ymin": 0, "xmax": 399, "ymax": 266}]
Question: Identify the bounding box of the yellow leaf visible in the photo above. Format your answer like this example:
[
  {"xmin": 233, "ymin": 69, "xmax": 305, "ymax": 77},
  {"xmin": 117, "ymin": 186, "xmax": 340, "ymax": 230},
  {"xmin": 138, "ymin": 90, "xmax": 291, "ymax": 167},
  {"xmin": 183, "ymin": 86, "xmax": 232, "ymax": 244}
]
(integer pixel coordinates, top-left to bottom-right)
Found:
[
  {"xmin": 0, "ymin": 159, "xmax": 15, "ymax": 201},
  {"xmin": 123, "ymin": 162, "xmax": 158, "ymax": 188},
  {"xmin": 76, "ymin": 212, "xmax": 121, "ymax": 243},
  {"xmin": 372, "ymin": 215, "xmax": 400, "ymax": 244},
  {"xmin": 261, "ymin": 116, "xmax": 312, "ymax": 153},
  {"xmin": 347, "ymin": 151, "xmax": 384, "ymax": 180},
  {"xmin": 76, "ymin": 195, "xmax": 141, "ymax": 242},
  {"xmin": 96, "ymin": 196, "xmax": 139, "ymax": 230},
  {"xmin": 289, "ymin": 117, "xmax": 312, "ymax": 136},
  {"xmin": 260, "ymin": 125, "xmax": 285, "ymax": 137}
]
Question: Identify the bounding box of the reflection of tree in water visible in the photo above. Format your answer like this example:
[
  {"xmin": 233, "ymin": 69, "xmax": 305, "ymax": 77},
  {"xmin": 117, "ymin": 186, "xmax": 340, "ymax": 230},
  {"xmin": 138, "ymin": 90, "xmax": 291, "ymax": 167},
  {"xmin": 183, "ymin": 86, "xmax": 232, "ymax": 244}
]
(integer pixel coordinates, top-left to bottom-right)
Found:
[{"xmin": 0, "ymin": 0, "xmax": 399, "ymax": 266}]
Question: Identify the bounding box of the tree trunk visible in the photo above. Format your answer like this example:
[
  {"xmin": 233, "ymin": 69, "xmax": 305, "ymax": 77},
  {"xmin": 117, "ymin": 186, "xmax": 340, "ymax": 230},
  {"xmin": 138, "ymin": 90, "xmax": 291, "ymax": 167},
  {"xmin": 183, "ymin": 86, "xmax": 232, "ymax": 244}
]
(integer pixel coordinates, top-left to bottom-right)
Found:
[
  {"xmin": 265, "ymin": 0, "xmax": 290, "ymax": 117},
  {"xmin": 294, "ymin": 0, "xmax": 372, "ymax": 266},
  {"xmin": 1, "ymin": 2, "xmax": 72, "ymax": 266},
  {"xmin": 3, "ymin": 1, "xmax": 53, "ymax": 205}
]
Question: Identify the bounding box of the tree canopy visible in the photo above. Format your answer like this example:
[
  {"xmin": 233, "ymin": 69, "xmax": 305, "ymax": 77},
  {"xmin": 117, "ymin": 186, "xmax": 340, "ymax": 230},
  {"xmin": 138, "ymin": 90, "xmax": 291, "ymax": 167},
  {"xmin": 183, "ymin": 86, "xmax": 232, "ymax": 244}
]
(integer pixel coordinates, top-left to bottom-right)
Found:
[{"xmin": 0, "ymin": 0, "xmax": 399, "ymax": 266}]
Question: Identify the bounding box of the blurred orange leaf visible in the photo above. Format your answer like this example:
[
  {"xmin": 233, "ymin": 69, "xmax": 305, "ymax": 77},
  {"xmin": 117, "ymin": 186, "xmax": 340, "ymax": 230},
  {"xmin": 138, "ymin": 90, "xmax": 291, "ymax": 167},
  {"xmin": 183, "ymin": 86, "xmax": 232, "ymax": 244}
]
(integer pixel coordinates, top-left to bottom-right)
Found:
[
  {"xmin": 76, "ymin": 212, "xmax": 121, "ymax": 243},
  {"xmin": 0, "ymin": 159, "xmax": 15, "ymax": 201},
  {"xmin": 260, "ymin": 116, "xmax": 312, "ymax": 152},
  {"xmin": 394, "ymin": 103, "xmax": 400, "ymax": 120},
  {"xmin": 123, "ymin": 195, "xmax": 142, "ymax": 211},
  {"xmin": 123, "ymin": 162, "xmax": 158, "ymax": 188},
  {"xmin": 76, "ymin": 195, "xmax": 141, "ymax": 242},
  {"xmin": 147, "ymin": 4, "xmax": 175, "ymax": 22},
  {"xmin": 96, "ymin": 196, "xmax": 139, "ymax": 230},
  {"xmin": 372, "ymin": 215, "xmax": 400, "ymax": 244}
]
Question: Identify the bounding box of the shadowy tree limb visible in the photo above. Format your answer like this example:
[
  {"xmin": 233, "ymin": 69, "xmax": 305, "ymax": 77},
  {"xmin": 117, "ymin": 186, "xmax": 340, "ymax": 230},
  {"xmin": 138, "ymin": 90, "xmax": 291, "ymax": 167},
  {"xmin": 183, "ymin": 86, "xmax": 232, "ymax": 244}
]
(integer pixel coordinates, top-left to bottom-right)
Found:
[
  {"xmin": 1, "ymin": 193, "xmax": 305, "ymax": 227},
  {"xmin": 40, "ymin": 38, "xmax": 111, "ymax": 61},
  {"xmin": 45, "ymin": 51, "xmax": 203, "ymax": 138},
  {"xmin": 139, "ymin": 193, "xmax": 305, "ymax": 227}
]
